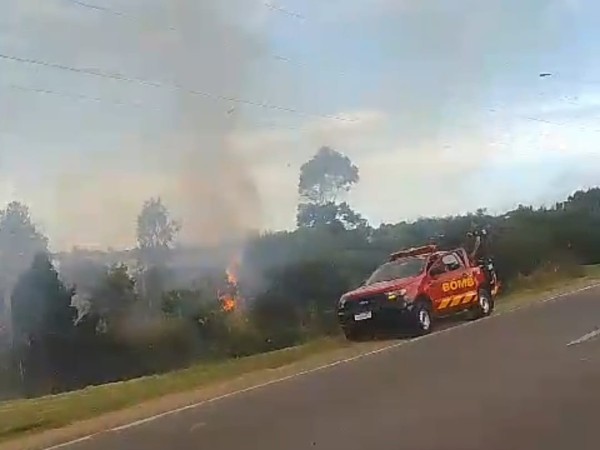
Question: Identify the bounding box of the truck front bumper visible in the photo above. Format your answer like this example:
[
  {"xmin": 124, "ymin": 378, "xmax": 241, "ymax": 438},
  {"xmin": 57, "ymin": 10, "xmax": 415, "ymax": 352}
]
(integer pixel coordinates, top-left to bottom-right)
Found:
[{"xmin": 337, "ymin": 295, "xmax": 415, "ymax": 329}]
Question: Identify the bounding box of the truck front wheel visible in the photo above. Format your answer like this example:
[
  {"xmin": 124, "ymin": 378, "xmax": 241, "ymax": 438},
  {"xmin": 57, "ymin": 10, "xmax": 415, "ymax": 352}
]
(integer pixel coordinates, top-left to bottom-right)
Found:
[
  {"xmin": 342, "ymin": 324, "xmax": 364, "ymax": 341},
  {"xmin": 411, "ymin": 300, "xmax": 433, "ymax": 335}
]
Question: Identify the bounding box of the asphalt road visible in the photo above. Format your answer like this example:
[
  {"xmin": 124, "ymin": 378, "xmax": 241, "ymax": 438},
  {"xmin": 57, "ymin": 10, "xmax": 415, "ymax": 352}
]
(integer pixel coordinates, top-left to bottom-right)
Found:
[{"xmin": 46, "ymin": 286, "xmax": 600, "ymax": 450}]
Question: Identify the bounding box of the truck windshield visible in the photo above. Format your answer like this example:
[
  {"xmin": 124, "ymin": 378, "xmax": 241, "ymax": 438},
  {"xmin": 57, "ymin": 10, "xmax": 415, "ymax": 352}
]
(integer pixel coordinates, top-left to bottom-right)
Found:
[{"xmin": 366, "ymin": 257, "xmax": 426, "ymax": 284}]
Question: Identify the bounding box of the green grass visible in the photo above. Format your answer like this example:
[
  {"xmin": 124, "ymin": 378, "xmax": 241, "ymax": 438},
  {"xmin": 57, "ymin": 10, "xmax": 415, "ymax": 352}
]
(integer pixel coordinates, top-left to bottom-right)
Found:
[
  {"xmin": 0, "ymin": 337, "xmax": 349, "ymax": 443},
  {"xmin": 585, "ymin": 264, "xmax": 600, "ymax": 278},
  {"xmin": 1, "ymin": 264, "xmax": 599, "ymax": 444},
  {"xmin": 496, "ymin": 264, "xmax": 600, "ymax": 311}
]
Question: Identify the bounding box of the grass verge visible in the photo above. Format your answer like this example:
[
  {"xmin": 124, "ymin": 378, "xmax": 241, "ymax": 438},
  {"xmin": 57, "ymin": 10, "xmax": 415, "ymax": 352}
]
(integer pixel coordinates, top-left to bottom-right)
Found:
[
  {"xmin": 496, "ymin": 264, "xmax": 600, "ymax": 312},
  {"xmin": 0, "ymin": 337, "xmax": 349, "ymax": 443},
  {"xmin": 1, "ymin": 264, "xmax": 599, "ymax": 444}
]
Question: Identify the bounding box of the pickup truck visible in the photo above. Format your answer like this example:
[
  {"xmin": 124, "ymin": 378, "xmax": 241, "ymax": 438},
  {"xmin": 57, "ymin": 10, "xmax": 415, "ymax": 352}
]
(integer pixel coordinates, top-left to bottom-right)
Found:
[{"xmin": 337, "ymin": 245, "xmax": 499, "ymax": 340}]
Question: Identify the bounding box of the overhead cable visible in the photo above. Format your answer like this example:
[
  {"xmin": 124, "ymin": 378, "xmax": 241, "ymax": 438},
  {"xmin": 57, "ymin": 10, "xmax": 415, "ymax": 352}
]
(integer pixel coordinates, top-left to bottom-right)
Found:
[{"xmin": 0, "ymin": 53, "xmax": 354, "ymax": 121}]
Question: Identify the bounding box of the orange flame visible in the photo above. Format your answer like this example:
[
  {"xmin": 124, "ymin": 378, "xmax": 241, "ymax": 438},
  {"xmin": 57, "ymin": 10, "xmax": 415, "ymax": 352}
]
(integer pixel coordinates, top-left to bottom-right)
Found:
[
  {"xmin": 222, "ymin": 296, "xmax": 236, "ymax": 312},
  {"xmin": 220, "ymin": 255, "xmax": 242, "ymax": 313}
]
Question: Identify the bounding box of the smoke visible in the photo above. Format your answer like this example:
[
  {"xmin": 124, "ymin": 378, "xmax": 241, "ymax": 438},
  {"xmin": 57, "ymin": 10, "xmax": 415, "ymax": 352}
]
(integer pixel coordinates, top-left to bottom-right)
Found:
[
  {"xmin": 1, "ymin": 0, "xmax": 594, "ymax": 249},
  {"xmin": 1, "ymin": 0, "xmax": 271, "ymax": 250},
  {"xmin": 152, "ymin": 0, "xmax": 266, "ymax": 247}
]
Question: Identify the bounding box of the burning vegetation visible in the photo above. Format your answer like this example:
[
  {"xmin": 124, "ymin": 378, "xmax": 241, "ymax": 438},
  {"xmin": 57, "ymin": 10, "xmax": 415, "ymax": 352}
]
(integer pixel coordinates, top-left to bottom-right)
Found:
[{"xmin": 219, "ymin": 256, "xmax": 242, "ymax": 313}]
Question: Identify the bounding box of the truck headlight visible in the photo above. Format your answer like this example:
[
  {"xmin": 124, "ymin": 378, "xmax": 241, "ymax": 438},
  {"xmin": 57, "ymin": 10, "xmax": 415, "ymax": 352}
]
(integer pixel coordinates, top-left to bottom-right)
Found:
[{"xmin": 387, "ymin": 289, "xmax": 407, "ymax": 300}]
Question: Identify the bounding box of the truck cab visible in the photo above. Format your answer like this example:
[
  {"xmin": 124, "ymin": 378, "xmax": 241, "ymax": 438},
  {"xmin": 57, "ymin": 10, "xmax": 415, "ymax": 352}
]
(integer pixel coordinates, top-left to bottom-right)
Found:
[{"xmin": 337, "ymin": 245, "xmax": 497, "ymax": 340}]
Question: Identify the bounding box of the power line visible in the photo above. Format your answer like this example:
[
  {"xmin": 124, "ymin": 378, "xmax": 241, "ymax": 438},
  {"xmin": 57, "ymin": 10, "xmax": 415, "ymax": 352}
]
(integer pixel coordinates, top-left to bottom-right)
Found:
[
  {"xmin": 6, "ymin": 84, "xmax": 156, "ymax": 110},
  {"xmin": 64, "ymin": 0, "xmax": 127, "ymax": 17},
  {"xmin": 488, "ymin": 108, "xmax": 557, "ymax": 126},
  {"xmin": 5, "ymin": 81, "xmax": 600, "ymax": 149},
  {"xmin": 263, "ymin": 2, "xmax": 306, "ymax": 20},
  {"xmin": 4, "ymin": 84, "xmax": 334, "ymax": 134},
  {"xmin": 61, "ymin": 0, "xmax": 174, "ymax": 32},
  {"xmin": 64, "ymin": 0, "xmax": 306, "ymax": 22},
  {"xmin": 0, "ymin": 52, "xmax": 354, "ymax": 122},
  {"xmin": 4, "ymin": 52, "xmax": 594, "ymax": 130},
  {"xmin": 487, "ymin": 108, "xmax": 600, "ymax": 134},
  {"xmin": 6, "ymin": 84, "xmax": 304, "ymax": 127},
  {"xmin": 7, "ymin": 79, "xmax": 597, "ymax": 135},
  {"xmin": 10, "ymin": 82, "xmax": 579, "ymax": 133},
  {"xmin": 538, "ymin": 71, "xmax": 600, "ymax": 86},
  {"xmin": 62, "ymin": 0, "xmax": 301, "ymax": 56}
]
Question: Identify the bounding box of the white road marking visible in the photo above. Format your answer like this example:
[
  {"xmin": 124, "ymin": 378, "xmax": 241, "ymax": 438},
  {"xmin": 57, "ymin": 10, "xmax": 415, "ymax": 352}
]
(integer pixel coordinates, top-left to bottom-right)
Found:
[
  {"xmin": 42, "ymin": 436, "xmax": 92, "ymax": 450},
  {"xmin": 39, "ymin": 282, "xmax": 600, "ymax": 450},
  {"xmin": 567, "ymin": 328, "xmax": 600, "ymax": 347},
  {"xmin": 189, "ymin": 422, "xmax": 206, "ymax": 432}
]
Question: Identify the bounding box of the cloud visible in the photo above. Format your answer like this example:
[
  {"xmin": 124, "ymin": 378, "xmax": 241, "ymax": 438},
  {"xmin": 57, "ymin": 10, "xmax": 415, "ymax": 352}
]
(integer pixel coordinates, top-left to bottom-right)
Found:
[{"xmin": 229, "ymin": 109, "xmax": 389, "ymax": 164}]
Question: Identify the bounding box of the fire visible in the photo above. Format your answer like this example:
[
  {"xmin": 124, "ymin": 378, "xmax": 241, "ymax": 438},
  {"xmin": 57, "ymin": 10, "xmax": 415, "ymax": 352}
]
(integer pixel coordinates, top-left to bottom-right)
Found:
[
  {"xmin": 226, "ymin": 265, "xmax": 238, "ymax": 286},
  {"xmin": 221, "ymin": 295, "xmax": 236, "ymax": 313},
  {"xmin": 219, "ymin": 255, "xmax": 242, "ymax": 313}
]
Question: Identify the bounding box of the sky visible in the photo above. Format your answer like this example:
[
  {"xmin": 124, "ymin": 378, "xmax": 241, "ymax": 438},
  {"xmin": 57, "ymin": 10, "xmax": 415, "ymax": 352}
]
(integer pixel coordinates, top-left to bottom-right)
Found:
[{"xmin": 0, "ymin": 0, "xmax": 599, "ymax": 250}]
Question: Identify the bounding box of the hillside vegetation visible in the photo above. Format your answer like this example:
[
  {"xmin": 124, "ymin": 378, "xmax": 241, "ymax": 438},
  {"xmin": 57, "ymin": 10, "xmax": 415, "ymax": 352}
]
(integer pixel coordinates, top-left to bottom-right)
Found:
[{"xmin": 0, "ymin": 146, "xmax": 599, "ymax": 403}]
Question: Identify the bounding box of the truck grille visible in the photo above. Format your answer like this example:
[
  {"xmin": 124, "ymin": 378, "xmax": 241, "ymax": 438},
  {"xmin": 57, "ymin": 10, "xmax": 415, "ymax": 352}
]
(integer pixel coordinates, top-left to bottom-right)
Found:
[{"xmin": 344, "ymin": 294, "xmax": 388, "ymax": 313}]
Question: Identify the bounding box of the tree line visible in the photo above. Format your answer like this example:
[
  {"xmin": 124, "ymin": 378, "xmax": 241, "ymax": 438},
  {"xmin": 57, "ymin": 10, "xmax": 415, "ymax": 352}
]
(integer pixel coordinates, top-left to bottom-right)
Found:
[{"xmin": 0, "ymin": 146, "xmax": 599, "ymax": 399}]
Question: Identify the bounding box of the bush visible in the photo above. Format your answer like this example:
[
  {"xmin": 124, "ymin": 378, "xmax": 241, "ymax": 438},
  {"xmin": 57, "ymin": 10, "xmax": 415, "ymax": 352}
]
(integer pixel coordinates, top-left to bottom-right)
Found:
[{"xmin": 508, "ymin": 260, "xmax": 585, "ymax": 292}]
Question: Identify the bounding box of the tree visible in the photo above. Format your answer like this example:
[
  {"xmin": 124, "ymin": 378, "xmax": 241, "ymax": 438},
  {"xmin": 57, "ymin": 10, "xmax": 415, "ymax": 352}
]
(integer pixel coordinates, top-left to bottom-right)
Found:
[
  {"xmin": 296, "ymin": 202, "xmax": 368, "ymax": 230},
  {"xmin": 11, "ymin": 252, "xmax": 75, "ymax": 340},
  {"xmin": 11, "ymin": 252, "xmax": 75, "ymax": 395},
  {"xmin": 297, "ymin": 147, "xmax": 365, "ymax": 229},
  {"xmin": 136, "ymin": 198, "xmax": 180, "ymax": 309},
  {"xmin": 298, "ymin": 146, "xmax": 359, "ymax": 205},
  {"xmin": 0, "ymin": 202, "xmax": 48, "ymax": 268},
  {"xmin": 0, "ymin": 202, "xmax": 49, "ymax": 342},
  {"xmin": 136, "ymin": 197, "xmax": 180, "ymax": 265},
  {"xmin": 89, "ymin": 264, "xmax": 137, "ymax": 332}
]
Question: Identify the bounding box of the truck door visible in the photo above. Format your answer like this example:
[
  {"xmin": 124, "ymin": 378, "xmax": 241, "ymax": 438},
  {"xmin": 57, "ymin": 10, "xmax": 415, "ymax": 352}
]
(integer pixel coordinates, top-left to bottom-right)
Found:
[{"xmin": 428, "ymin": 252, "xmax": 477, "ymax": 313}]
